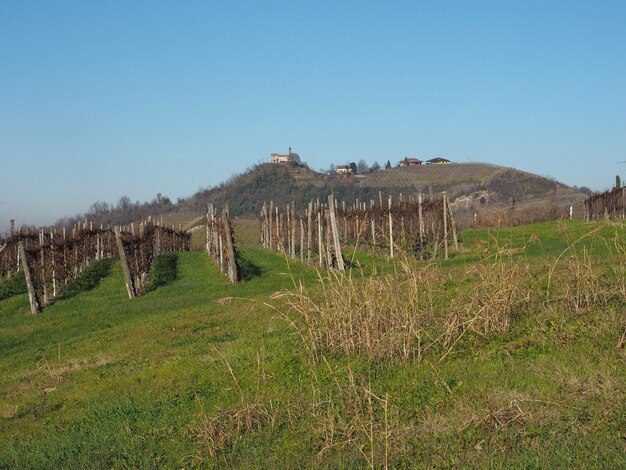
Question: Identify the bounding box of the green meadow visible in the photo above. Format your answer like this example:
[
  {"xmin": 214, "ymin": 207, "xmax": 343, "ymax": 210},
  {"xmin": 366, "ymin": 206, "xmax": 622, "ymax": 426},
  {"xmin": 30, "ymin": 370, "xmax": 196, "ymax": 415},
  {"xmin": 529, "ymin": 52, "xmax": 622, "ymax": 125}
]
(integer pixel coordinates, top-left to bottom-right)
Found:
[{"xmin": 1, "ymin": 221, "xmax": 625, "ymax": 468}]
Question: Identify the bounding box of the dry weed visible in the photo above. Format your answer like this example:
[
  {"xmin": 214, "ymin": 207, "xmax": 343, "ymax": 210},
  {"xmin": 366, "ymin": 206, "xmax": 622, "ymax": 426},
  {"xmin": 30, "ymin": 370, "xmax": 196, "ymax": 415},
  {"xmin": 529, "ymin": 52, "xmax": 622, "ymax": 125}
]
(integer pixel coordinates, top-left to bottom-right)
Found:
[
  {"xmin": 313, "ymin": 359, "xmax": 393, "ymax": 469},
  {"xmin": 190, "ymin": 346, "xmax": 277, "ymax": 464},
  {"xmin": 443, "ymin": 249, "xmax": 531, "ymax": 355},
  {"xmin": 556, "ymin": 249, "xmax": 608, "ymax": 313},
  {"xmin": 282, "ymin": 261, "xmax": 443, "ymax": 364},
  {"xmin": 191, "ymin": 403, "xmax": 273, "ymax": 460}
]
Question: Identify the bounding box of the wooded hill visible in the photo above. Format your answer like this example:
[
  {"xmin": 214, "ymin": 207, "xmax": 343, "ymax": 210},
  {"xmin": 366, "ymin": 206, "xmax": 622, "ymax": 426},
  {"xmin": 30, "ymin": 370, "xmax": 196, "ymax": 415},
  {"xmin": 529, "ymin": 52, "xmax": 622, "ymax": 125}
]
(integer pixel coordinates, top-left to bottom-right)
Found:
[
  {"xmin": 179, "ymin": 162, "xmax": 589, "ymax": 222},
  {"xmin": 55, "ymin": 162, "xmax": 590, "ymax": 230}
]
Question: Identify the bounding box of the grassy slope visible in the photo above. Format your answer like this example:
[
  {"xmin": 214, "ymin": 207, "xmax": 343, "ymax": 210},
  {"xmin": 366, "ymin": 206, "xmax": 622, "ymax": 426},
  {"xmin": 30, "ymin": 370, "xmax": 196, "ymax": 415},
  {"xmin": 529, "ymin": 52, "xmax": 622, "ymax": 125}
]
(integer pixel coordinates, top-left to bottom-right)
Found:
[{"xmin": 0, "ymin": 221, "xmax": 625, "ymax": 468}]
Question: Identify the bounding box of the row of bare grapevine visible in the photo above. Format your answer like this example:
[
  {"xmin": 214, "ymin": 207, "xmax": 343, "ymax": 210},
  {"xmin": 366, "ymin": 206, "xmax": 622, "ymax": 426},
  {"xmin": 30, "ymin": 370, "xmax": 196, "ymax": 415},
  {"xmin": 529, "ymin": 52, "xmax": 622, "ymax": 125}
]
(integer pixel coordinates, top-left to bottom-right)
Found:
[{"xmin": 0, "ymin": 220, "xmax": 190, "ymax": 313}]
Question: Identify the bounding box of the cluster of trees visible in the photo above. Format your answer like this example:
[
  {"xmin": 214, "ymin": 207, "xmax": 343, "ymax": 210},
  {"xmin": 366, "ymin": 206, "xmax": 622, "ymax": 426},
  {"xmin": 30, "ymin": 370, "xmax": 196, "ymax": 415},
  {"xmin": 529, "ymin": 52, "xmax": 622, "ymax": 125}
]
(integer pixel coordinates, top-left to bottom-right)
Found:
[{"xmin": 55, "ymin": 193, "xmax": 177, "ymax": 228}]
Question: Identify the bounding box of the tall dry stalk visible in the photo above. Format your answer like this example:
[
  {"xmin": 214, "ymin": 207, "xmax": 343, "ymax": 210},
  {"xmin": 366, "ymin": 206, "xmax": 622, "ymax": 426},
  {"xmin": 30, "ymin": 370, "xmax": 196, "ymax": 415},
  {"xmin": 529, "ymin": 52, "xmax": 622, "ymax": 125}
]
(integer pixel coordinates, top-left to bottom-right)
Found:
[
  {"xmin": 282, "ymin": 259, "xmax": 443, "ymax": 364},
  {"xmin": 441, "ymin": 245, "xmax": 531, "ymax": 360}
]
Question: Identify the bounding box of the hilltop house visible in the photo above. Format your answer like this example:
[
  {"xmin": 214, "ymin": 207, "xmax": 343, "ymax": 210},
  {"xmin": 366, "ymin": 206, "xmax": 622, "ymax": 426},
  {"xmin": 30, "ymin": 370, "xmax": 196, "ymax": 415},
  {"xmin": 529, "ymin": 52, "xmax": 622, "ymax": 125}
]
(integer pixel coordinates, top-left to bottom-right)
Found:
[
  {"xmin": 426, "ymin": 157, "xmax": 451, "ymax": 165},
  {"xmin": 398, "ymin": 157, "xmax": 423, "ymax": 167},
  {"xmin": 270, "ymin": 147, "xmax": 300, "ymax": 164},
  {"xmin": 336, "ymin": 165, "xmax": 352, "ymax": 175}
]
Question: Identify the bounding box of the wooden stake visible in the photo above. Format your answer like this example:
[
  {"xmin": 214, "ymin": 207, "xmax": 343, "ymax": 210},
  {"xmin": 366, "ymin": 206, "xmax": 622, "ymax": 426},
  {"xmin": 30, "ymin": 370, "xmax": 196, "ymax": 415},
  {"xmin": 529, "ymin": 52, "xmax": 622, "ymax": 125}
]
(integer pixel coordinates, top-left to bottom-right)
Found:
[
  {"xmin": 114, "ymin": 227, "xmax": 135, "ymax": 299},
  {"xmin": 267, "ymin": 201, "xmax": 274, "ymax": 250},
  {"xmin": 388, "ymin": 195, "xmax": 394, "ymax": 258},
  {"xmin": 370, "ymin": 201, "xmax": 376, "ymax": 246},
  {"xmin": 317, "ymin": 209, "xmax": 323, "ymax": 268},
  {"xmin": 290, "ymin": 202, "xmax": 296, "ymax": 259},
  {"xmin": 307, "ymin": 202, "xmax": 313, "ymax": 263},
  {"xmin": 300, "ymin": 218, "xmax": 304, "ymax": 262},
  {"xmin": 18, "ymin": 241, "xmax": 41, "ymax": 314},
  {"xmin": 447, "ymin": 198, "xmax": 459, "ymax": 251},
  {"xmin": 39, "ymin": 230, "xmax": 48, "ymax": 305},
  {"xmin": 222, "ymin": 205, "xmax": 238, "ymax": 283},
  {"xmin": 328, "ymin": 195, "xmax": 345, "ymax": 271},
  {"xmin": 443, "ymin": 192, "xmax": 448, "ymax": 260}
]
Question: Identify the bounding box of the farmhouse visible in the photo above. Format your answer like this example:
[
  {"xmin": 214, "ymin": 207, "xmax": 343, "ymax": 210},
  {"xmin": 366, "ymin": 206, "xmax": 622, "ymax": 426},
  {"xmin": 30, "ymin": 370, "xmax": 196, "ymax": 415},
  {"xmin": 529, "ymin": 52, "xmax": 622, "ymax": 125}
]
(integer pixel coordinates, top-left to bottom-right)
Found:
[
  {"xmin": 336, "ymin": 165, "xmax": 352, "ymax": 175},
  {"xmin": 398, "ymin": 157, "xmax": 423, "ymax": 167},
  {"xmin": 270, "ymin": 147, "xmax": 300, "ymax": 164},
  {"xmin": 426, "ymin": 157, "xmax": 451, "ymax": 165}
]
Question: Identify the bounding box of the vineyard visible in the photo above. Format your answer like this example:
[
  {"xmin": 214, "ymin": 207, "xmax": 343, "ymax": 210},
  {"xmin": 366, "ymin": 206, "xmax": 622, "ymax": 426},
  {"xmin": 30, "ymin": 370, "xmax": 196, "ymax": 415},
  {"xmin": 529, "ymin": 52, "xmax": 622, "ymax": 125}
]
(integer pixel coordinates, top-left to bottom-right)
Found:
[
  {"xmin": 585, "ymin": 186, "xmax": 626, "ymax": 220},
  {"xmin": 260, "ymin": 192, "xmax": 459, "ymax": 268},
  {"xmin": 205, "ymin": 204, "xmax": 239, "ymax": 283},
  {"xmin": 0, "ymin": 220, "xmax": 190, "ymax": 313},
  {"xmin": 0, "ymin": 212, "xmax": 625, "ymax": 468}
]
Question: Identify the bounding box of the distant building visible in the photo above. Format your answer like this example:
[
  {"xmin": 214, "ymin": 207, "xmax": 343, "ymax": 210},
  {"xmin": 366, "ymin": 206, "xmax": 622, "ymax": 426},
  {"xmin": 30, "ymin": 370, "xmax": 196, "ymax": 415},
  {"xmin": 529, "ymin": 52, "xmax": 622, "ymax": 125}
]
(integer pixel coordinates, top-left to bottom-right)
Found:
[
  {"xmin": 426, "ymin": 157, "xmax": 451, "ymax": 165},
  {"xmin": 270, "ymin": 147, "xmax": 300, "ymax": 164},
  {"xmin": 336, "ymin": 165, "xmax": 352, "ymax": 174},
  {"xmin": 398, "ymin": 157, "xmax": 423, "ymax": 167}
]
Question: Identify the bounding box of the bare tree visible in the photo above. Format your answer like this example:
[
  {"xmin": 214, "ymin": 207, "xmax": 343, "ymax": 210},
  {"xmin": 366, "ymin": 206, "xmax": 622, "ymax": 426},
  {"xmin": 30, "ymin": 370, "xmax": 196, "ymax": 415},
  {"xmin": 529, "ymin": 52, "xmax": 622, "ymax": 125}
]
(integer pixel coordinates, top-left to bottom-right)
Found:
[
  {"xmin": 89, "ymin": 201, "xmax": 110, "ymax": 216},
  {"xmin": 117, "ymin": 195, "xmax": 132, "ymax": 210},
  {"xmin": 357, "ymin": 159, "xmax": 369, "ymax": 175}
]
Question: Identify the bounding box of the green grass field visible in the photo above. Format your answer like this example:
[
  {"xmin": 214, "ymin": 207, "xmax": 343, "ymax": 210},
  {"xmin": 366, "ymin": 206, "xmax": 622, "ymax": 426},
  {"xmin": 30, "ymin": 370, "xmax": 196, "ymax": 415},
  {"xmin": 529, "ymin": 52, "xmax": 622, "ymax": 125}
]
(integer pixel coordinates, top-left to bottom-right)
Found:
[{"xmin": 1, "ymin": 221, "xmax": 625, "ymax": 468}]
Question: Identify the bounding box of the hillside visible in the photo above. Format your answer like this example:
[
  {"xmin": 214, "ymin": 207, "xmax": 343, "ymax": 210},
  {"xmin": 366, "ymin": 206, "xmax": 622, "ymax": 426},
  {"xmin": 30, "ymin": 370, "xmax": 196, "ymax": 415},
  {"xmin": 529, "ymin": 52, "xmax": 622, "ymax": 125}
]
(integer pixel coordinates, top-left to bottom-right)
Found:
[
  {"xmin": 1, "ymin": 221, "xmax": 624, "ymax": 467},
  {"xmin": 178, "ymin": 162, "xmax": 588, "ymax": 224},
  {"xmin": 62, "ymin": 162, "xmax": 589, "ymax": 231}
]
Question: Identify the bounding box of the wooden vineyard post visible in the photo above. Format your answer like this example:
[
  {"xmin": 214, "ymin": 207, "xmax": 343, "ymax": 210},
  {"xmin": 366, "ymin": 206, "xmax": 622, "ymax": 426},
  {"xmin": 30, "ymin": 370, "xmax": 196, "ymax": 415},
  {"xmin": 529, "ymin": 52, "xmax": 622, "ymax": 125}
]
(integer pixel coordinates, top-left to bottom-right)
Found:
[
  {"xmin": 325, "ymin": 210, "xmax": 332, "ymax": 268},
  {"xmin": 290, "ymin": 202, "xmax": 296, "ymax": 259},
  {"xmin": 418, "ymin": 193, "xmax": 425, "ymax": 259},
  {"xmin": 114, "ymin": 227, "xmax": 136, "ymax": 299},
  {"xmin": 443, "ymin": 192, "xmax": 449, "ymax": 260},
  {"xmin": 286, "ymin": 204, "xmax": 290, "ymax": 255},
  {"xmin": 388, "ymin": 195, "xmax": 394, "ymax": 258},
  {"xmin": 39, "ymin": 230, "xmax": 49, "ymax": 305},
  {"xmin": 50, "ymin": 229, "xmax": 57, "ymax": 298},
  {"xmin": 18, "ymin": 241, "xmax": 40, "ymax": 314},
  {"xmin": 328, "ymin": 195, "xmax": 345, "ymax": 271},
  {"xmin": 207, "ymin": 204, "xmax": 214, "ymax": 255},
  {"xmin": 300, "ymin": 218, "xmax": 304, "ymax": 263},
  {"xmin": 218, "ymin": 231, "xmax": 224, "ymax": 273},
  {"xmin": 275, "ymin": 206, "xmax": 280, "ymax": 252},
  {"xmin": 261, "ymin": 203, "xmax": 268, "ymax": 248},
  {"xmin": 62, "ymin": 227, "xmax": 68, "ymax": 285},
  {"xmin": 222, "ymin": 205, "xmax": 238, "ymax": 283},
  {"xmin": 370, "ymin": 200, "xmax": 376, "ymax": 246},
  {"xmin": 447, "ymin": 196, "xmax": 459, "ymax": 251},
  {"xmin": 269, "ymin": 201, "xmax": 273, "ymax": 250},
  {"xmin": 307, "ymin": 201, "xmax": 313, "ymax": 263},
  {"xmin": 317, "ymin": 208, "xmax": 323, "ymax": 268}
]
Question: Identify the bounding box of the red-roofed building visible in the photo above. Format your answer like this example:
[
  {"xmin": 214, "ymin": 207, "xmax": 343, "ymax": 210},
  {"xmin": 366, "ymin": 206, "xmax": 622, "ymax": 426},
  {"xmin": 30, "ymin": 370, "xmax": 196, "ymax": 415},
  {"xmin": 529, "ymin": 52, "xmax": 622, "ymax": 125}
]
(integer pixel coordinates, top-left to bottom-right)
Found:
[{"xmin": 398, "ymin": 157, "xmax": 423, "ymax": 167}]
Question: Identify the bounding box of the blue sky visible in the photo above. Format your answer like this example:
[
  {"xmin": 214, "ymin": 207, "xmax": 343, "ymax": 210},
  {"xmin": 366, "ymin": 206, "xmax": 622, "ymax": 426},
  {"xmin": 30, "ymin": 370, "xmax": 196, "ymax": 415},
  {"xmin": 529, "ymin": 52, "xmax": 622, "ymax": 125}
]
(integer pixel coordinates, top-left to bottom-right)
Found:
[{"xmin": 2, "ymin": 1, "xmax": 626, "ymax": 230}]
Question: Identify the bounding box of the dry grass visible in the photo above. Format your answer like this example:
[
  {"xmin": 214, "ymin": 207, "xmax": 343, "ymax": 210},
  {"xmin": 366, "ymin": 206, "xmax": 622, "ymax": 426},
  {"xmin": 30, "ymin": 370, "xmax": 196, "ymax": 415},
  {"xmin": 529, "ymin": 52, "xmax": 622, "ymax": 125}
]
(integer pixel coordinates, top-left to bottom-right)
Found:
[
  {"xmin": 281, "ymin": 261, "xmax": 444, "ymax": 364},
  {"xmin": 444, "ymin": 250, "xmax": 531, "ymax": 352},
  {"xmin": 310, "ymin": 359, "xmax": 393, "ymax": 469},
  {"xmin": 279, "ymin": 225, "xmax": 625, "ymax": 368},
  {"xmin": 190, "ymin": 346, "xmax": 278, "ymax": 464},
  {"xmin": 191, "ymin": 403, "xmax": 273, "ymax": 461}
]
